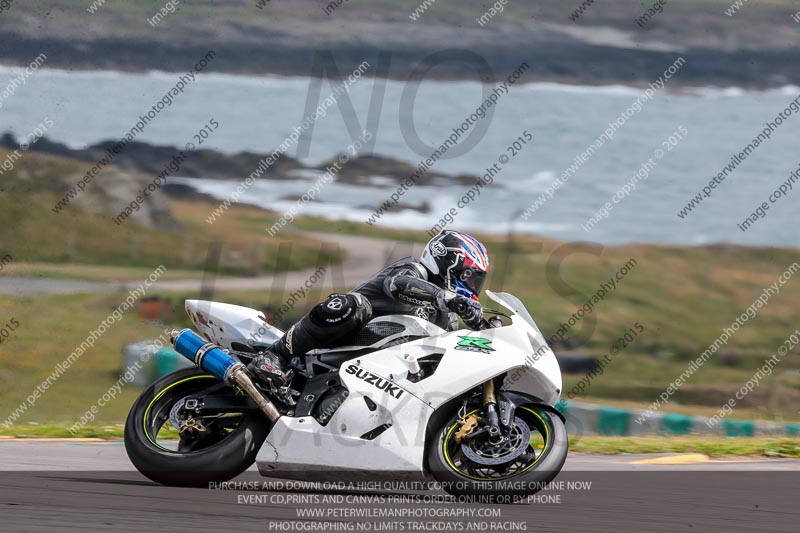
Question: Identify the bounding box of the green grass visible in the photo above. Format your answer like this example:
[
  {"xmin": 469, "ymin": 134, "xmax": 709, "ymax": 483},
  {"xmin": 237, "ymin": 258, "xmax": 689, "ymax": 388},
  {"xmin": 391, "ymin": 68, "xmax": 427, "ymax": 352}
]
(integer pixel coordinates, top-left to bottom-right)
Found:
[
  {"xmin": 572, "ymin": 436, "xmax": 800, "ymax": 458},
  {"xmin": 1, "ymin": 262, "xmax": 210, "ymax": 282},
  {"xmin": 0, "ymin": 292, "xmax": 183, "ymax": 426}
]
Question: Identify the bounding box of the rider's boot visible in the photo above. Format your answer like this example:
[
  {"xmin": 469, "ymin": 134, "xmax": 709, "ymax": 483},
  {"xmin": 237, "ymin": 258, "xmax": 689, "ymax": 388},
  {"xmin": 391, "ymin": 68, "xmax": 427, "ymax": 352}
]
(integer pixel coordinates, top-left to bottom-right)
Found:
[
  {"xmin": 249, "ymin": 318, "xmax": 315, "ymax": 388},
  {"xmin": 247, "ymin": 349, "xmax": 288, "ymax": 388}
]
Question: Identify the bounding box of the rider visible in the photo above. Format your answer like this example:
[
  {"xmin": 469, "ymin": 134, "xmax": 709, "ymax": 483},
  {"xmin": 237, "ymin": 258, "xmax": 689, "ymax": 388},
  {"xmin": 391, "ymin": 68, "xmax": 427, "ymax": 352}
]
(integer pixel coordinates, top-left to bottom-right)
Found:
[{"xmin": 249, "ymin": 230, "xmax": 490, "ymax": 386}]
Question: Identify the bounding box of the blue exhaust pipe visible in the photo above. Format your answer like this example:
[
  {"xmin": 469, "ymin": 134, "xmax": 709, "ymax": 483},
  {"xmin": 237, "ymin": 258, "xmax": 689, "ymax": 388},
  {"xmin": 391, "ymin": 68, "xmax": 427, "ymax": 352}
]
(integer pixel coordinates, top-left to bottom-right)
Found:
[
  {"xmin": 170, "ymin": 328, "xmax": 282, "ymax": 422},
  {"xmin": 171, "ymin": 328, "xmax": 239, "ymax": 382}
]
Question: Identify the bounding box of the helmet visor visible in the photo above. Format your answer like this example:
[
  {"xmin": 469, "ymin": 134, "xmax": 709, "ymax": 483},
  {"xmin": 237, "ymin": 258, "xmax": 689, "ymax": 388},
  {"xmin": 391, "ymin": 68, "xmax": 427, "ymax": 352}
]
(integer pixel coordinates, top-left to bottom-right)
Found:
[{"xmin": 458, "ymin": 268, "xmax": 486, "ymax": 298}]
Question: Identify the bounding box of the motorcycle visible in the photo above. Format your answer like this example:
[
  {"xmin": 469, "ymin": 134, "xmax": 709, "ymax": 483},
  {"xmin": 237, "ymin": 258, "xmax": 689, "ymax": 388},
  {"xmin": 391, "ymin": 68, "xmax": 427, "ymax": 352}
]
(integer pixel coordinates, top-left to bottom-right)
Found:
[{"xmin": 124, "ymin": 290, "xmax": 567, "ymax": 496}]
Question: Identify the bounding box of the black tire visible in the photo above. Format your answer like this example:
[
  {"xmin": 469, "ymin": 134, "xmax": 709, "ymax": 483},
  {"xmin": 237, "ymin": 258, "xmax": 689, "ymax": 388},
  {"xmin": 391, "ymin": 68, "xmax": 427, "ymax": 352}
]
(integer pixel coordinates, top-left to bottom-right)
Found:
[
  {"xmin": 427, "ymin": 401, "xmax": 568, "ymax": 497},
  {"xmin": 124, "ymin": 367, "xmax": 270, "ymax": 487}
]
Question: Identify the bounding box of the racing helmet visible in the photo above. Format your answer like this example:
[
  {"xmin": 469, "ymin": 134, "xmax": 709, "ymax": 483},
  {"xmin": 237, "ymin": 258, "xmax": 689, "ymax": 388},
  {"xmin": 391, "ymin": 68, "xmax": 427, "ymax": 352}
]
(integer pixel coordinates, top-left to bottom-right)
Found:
[{"xmin": 420, "ymin": 230, "xmax": 489, "ymax": 300}]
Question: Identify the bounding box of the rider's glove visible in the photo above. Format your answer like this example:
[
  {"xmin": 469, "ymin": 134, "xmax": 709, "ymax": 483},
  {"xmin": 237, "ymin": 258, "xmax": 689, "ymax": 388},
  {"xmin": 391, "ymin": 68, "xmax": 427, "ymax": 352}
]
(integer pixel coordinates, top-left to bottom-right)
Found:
[{"xmin": 445, "ymin": 295, "xmax": 483, "ymax": 330}]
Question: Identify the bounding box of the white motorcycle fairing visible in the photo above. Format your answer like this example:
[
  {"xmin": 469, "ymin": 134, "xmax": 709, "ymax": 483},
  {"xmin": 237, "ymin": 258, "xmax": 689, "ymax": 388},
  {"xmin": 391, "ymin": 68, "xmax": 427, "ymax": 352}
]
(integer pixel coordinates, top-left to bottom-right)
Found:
[
  {"xmin": 184, "ymin": 299, "xmax": 283, "ymax": 350},
  {"xmin": 240, "ymin": 290, "xmax": 562, "ymax": 480}
]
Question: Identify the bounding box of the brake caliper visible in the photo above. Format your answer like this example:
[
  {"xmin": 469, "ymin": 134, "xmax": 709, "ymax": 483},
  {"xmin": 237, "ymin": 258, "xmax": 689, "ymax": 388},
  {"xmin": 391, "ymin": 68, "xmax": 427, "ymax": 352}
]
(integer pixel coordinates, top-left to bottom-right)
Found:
[
  {"xmin": 455, "ymin": 414, "xmax": 479, "ymax": 444},
  {"xmin": 179, "ymin": 417, "xmax": 206, "ymax": 438}
]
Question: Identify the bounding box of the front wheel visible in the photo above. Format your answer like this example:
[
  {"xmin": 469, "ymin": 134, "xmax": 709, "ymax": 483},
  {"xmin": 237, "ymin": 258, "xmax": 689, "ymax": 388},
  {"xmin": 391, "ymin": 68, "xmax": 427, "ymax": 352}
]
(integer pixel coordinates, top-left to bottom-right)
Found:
[
  {"xmin": 124, "ymin": 367, "xmax": 270, "ymax": 487},
  {"xmin": 427, "ymin": 402, "xmax": 568, "ymax": 496}
]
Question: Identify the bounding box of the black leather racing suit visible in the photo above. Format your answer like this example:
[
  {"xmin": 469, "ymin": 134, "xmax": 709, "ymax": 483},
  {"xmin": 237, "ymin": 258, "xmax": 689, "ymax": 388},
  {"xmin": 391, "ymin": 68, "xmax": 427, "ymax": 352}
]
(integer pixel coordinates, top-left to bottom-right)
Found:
[
  {"xmin": 352, "ymin": 257, "xmax": 458, "ymax": 330},
  {"xmin": 269, "ymin": 257, "xmax": 457, "ymax": 362}
]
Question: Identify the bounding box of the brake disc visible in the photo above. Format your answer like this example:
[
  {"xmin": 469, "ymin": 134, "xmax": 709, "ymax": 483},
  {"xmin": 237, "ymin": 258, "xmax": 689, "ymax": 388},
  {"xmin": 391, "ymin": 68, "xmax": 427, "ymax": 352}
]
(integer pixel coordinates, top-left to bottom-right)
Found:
[
  {"xmin": 461, "ymin": 416, "xmax": 531, "ymax": 466},
  {"xmin": 169, "ymin": 398, "xmax": 187, "ymax": 430}
]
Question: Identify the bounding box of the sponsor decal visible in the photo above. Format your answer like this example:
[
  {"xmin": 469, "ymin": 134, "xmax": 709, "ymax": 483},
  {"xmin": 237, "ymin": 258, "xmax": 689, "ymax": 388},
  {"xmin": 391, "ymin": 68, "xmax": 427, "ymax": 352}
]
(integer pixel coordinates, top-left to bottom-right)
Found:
[
  {"xmin": 455, "ymin": 335, "xmax": 495, "ymax": 353},
  {"xmin": 345, "ymin": 365, "xmax": 405, "ymax": 399},
  {"xmin": 399, "ymin": 294, "xmax": 428, "ymax": 306},
  {"xmin": 430, "ymin": 240, "xmax": 447, "ymax": 257}
]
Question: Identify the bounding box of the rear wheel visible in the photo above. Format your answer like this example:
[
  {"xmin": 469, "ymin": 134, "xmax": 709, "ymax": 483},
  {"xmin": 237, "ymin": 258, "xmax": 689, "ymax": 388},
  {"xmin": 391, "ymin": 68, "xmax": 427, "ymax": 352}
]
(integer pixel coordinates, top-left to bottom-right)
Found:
[
  {"xmin": 124, "ymin": 367, "xmax": 270, "ymax": 487},
  {"xmin": 428, "ymin": 402, "xmax": 567, "ymax": 496}
]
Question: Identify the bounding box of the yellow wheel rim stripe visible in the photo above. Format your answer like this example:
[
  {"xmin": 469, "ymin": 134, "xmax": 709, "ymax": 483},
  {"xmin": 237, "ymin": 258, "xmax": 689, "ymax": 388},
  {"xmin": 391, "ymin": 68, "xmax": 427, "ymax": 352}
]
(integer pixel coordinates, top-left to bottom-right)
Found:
[{"xmin": 142, "ymin": 374, "xmax": 216, "ymax": 451}]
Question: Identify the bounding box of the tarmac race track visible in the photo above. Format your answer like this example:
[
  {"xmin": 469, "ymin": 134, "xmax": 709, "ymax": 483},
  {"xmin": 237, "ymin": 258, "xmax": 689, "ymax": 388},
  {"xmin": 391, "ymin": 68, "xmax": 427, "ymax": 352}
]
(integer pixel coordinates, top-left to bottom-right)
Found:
[{"xmin": 0, "ymin": 440, "xmax": 798, "ymax": 532}]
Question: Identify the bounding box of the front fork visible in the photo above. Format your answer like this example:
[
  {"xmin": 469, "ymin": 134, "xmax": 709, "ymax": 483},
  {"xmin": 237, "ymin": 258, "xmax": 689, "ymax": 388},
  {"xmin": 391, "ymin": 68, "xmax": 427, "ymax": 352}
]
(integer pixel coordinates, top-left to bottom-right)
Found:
[
  {"xmin": 459, "ymin": 378, "xmax": 515, "ymax": 445},
  {"xmin": 482, "ymin": 379, "xmax": 504, "ymax": 444}
]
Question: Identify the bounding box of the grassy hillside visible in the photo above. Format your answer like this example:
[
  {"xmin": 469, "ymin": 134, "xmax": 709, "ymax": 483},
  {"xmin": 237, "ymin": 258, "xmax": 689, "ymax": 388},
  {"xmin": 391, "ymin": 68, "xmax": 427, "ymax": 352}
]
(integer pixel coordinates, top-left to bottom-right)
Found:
[{"xmin": 0, "ymin": 148, "xmax": 341, "ymax": 274}]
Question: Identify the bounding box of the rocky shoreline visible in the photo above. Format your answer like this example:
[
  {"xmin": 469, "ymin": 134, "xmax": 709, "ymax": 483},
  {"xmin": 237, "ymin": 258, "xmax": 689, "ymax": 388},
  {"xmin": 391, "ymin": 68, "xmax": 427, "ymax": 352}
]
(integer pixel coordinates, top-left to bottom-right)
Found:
[{"xmin": 0, "ymin": 134, "xmax": 479, "ymax": 190}]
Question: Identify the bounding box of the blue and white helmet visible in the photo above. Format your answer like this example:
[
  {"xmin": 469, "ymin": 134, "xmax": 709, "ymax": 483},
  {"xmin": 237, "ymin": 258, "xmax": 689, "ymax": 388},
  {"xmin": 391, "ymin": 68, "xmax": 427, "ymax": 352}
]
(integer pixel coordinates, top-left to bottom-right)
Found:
[{"xmin": 420, "ymin": 230, "xmax": 489, "ymax": 300}]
